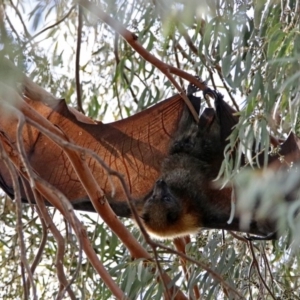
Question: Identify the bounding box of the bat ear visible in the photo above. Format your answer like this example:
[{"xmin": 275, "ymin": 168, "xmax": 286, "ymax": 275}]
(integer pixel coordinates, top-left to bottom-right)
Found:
[
  {"xmin": 278, "ymin": 132, "xmax": 300, "ymax": 158},
  {"xmin": 203, "ymin": 88, "xmax": 239, "ymax": 145},
  {"xmin": 269, "ymin": 132, "xmax": 300, "ymax": 167}
]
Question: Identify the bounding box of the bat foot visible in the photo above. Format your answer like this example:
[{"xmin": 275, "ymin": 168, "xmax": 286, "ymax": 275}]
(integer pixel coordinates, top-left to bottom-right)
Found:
[{"xmin": 187, "ymin": 76, "xmax": 205, "ymax": 95}]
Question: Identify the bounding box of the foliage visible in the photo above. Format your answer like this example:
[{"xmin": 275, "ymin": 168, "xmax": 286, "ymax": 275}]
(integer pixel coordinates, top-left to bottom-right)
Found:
[{"xmin": 1, "ymin": 0, "xmax": 300, "ymax": 299}]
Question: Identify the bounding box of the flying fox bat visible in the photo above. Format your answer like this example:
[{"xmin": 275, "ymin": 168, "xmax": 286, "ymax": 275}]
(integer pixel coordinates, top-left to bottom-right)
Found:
[{"xmin": 1, "ymin": 74, "xmax": 300, "ymax": 239}]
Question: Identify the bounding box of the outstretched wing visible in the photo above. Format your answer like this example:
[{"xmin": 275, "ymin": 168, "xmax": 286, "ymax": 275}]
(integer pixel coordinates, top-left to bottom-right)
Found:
[{"xmin": 0, "ymin": 92, "xmax": 191, "ymax": 210}]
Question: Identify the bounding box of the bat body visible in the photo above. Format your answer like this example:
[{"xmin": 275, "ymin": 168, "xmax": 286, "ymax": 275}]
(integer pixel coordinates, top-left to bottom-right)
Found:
[{"xmin": 109, "ymin": 89, "xmax": 276, "ymax": 239}]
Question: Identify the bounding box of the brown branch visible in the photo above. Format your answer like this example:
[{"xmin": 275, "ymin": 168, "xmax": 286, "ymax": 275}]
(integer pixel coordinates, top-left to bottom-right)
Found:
[
  {"xmin": 248, "ymin": 241, "xmax": 276, "ymax": 300},
  {"xmin": 75, "ymin": 4, "xmax": 84, "ymax": 113},
  {"xmin": 22, "ymin": 190, "xmax": 48, "ymax": 294},
  {"xmin": 24, "ymin": 111, "xmax": 187, "ymax": 300},
  {"xmin": 14, "ymin": 106, "xmax": 77, "ymax": 299},
  {"xmin": 176, "ymin": 23, "xmax": 198, "ymax": 55},
  {"xmin": 1, "ymin": 58, "xmax": 188, "ymax": 299},
  {"xmin": 12, "ymin": 90, "xmax": 187, "ymax": 299},
  {"xmin": 113, "ymin": 33, "xmax": 124, "ymax": 119},
  {"xmin": 23, "ymin": 112, "xmax": 150, "ymax": 259},
  {"xmin": 3, "ymin": 4, "xmax": 21, "ymax": 44},
  {"xmin": 78, "ymin": 0, "xmax": 207, "ymax": 122},
  {"xmin": 173, "ymin": 45, "xmax": 184, "ymax": 88},
  {"xmin": 162, "ymin": 240, "xmax": 242, "ymax": 298},
  {"xmin": 151, "ymin": 244, "xmax": 173, "ymax": 300},
  {"xmin": 174, "ymin": 43, "xmax": 196, "ymax": 65},
  {"xmin": 173, "ymin": 237, "xmax": 201, "ymax": 299},
  {"xmin": 175, "ymin": 23, "xmax": 218, "ymax": 105},
  {"xmin": 228, "ymin": 231, "xmax": 248, "ymax": 243},
  {"xmin": 260, "ymin": 245, "xmax": 275, "ymax": 288},
  {"xmin": 0, "ymin": 88, "xmax": 126, "ymax": 299},
  {"xmin": 215, "ymin": 65, "xmax": 240, "ymax": 111},
  {"xmin": 0, "ymin": 133, "xmax": 127, "ymax": 299},
  {"xmin": 35, "ymin": 193, "xmax": 76, "ymax": 300}
]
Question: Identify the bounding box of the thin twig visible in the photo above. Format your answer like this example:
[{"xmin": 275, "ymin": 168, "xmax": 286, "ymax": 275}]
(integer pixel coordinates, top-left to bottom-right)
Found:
[
  {"xmin": 78, "ymin": 0, "xmax": 206, "ymax": 122},
  {"xmin": 1, "ymin": 132, "xmax": 127, "ymax": 299},
  {"xmin": 21, "ymin": 182, "xmax": 48, "ymax": 294},
  {"xmin": 173, "ymin": 238, "xmax": 201, "ymax": 299},
  {"xmin": 29, "ymin": 5, "xmax": 76, "ymax": 42},
  {"xmin": 148, "ymin": 238, "xmax": 245, "ymax": 299},
  {"xmin": 215, "ymin": 65, "xmax": 240, "ymax": 111},
  {"xmin": 9, "ymin": 0, "xmax": 31, "ymax": 38},
  {"xmin": 75, "ymin": 4, "xmax": 84, "ymax": 113},
  {"xmin": 0, "ymin": 139, "xmax": 37, "ymax": 300},
  {"xmin": 260, "ymin": 244, "xmax": 275, "ymax": 290},
  {"xmin": 36, "ymin": 193, "xmax": 77, "ymax": 300},
  {"xmin": 248, "ymin": 241, "xmax": 276, "ymax": 300},
  {"xmin": 113, "ymin": 32, "xmax": 124, "ymax": 119},
  {"xmin": 174, "ymin": 45, "xmax": 184, "ymax": 88},
  {"xmin": 3, "ymin": 6, "xmax": 21, "ymax": 44},
  {"xmin": 113, "ymin": 32, "xmax": 138, "ymax": 107},
  {"xmin": 15, "ymin": 109, "xmax": 77, "ymax": 300}
]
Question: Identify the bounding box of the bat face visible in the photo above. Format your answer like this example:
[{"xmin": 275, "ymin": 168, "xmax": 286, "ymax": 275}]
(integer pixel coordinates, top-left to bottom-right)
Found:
[{"xmin": 141, "ymin": 178, "xmax": 200, "ymax": 239}]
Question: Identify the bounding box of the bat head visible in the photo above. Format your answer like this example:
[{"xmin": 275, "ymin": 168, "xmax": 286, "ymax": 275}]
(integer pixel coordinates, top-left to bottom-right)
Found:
[
  {"xmin": 140, "ymin": 178, "xmax": 200, "ymax": 238},
  {"xmin": 142, "ymin": 179, "xmax": 182, "ymax": 228}
]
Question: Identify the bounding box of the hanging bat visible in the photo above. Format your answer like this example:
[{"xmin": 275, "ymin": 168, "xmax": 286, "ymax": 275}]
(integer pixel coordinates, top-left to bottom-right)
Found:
[
  {"xmin": 1, "ymin": 74, "xmax": 300, "ymax": 240},
  {"xmin": 107, "ymin": 88, "xmax": 267, "ymax": 239}
]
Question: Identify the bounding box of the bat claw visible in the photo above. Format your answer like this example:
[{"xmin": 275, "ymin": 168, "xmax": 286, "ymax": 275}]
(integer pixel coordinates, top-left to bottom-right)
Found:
[{"xmin": 187, "ymin": 76, "xmax": 205, "ymax": 95}]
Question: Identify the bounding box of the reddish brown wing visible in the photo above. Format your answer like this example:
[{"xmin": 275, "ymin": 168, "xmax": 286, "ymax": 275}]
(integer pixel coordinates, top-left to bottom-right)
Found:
[{"xmin": 0, "ymin": 94, "xmax": 186, "ymax": 210}]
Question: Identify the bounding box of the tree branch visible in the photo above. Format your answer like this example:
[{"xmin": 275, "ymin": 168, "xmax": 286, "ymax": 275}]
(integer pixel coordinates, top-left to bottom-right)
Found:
[{"xmin": 78, "ymin": 0, "xmax": 207, "ymax": 122}]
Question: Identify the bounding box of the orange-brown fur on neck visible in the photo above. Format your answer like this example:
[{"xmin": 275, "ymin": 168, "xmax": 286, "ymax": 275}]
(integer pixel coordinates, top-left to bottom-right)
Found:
[{"xmin": 143, "ymin": 211, "xmax": 200, "ymax": 239}]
